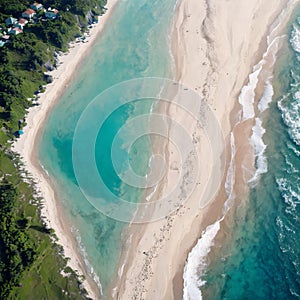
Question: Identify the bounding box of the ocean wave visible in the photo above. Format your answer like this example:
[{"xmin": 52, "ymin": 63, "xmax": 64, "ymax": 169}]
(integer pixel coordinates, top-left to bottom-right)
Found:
[
  {"xmin": 249, "ymin": 118, "xmax": 268, "ymax": 185},
  {"xmin": 238, "ymin": 65, "xmax": 263, "ymax": 120},
  {"xmin": 238, "ymin": 8, "xmax": 286, "ymax": 120},
  {"xmin": 276, "ymin": 216, "xmax": 296, "ymax": 252},
  {"xmin": 72, "ymin": 227, "xmax": 103, "ymax": 296},
  {"xmin": 276, "ymin": 178, "xmax": 300, "ymax": 215},
  {"xmin": 276, "ymin": 212, "xmax": 300, "ymax": 297},
  {"xmin": 40, "ymin": 163, "xmax": 50, "ymax": 176},
  {"xmin": 284, "ymin": 154, "xmax": 299, "ymax": 174},
  {"xmin": 224, "ymin": 133, "xmax": 236, "ymax": 213},
  {"xmin": 287, "ymin": 142, "xmax": 300, "ymax": 157},
  {"xmin": 278, "ymin": 93, "xmax": 300, "ymax": 146},
  {"xmin": 258, "ymin": 81, "xmax": 274, "ymax": 112},
  {"xmin": 182, "ymin": 5, "xmax": 298, "ymax": 296},
  {"xmin": 183, "ymin": 220, "xmax": 221, "ymax": 300},
  {"xmin": 182, "ymin": 128, "xmax": 239, "ymax": 299},
  {"xmin": 290, "ymin": 24, "xmax": 300, "ymax": 55}
]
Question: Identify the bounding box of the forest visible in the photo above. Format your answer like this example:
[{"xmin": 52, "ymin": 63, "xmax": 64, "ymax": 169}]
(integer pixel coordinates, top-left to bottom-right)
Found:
[{"xmin": 0, "ymin": 0, "xmax": 107, "ymax": 298}]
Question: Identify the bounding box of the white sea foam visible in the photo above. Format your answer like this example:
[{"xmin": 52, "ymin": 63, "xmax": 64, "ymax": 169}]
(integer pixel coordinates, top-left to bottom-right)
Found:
[
  {"xmin": 40, "ymin": 163, "xmax": 50, "ymax": 176},
  {"xmin": 287, "ymin": 142, "xmax": 300, "ymax": 157},
  {"xmin": 183, "ymin": 132, "xmax": 237, "ymax": 299},
  {"xmin": 249, "ymin": 118, "xmax": 268, "ymax": 185},
  {"xmin": 238, "ymin": 32, "xmax": 282, "ymax": 120},
  {"xmin": 182, "ymin": 2, "xmax": 299, "ymax": 296},
  {"xmin": 238, "ymin": 65, "xmax": 263, "ymax": 120},
  {"xmin": 278, "ymin": 94, "xmax": 300, "ymax": 146},
  {"xmin": 118, "ymin": 263, "xmax": 125, "ymax": 278},
  {"xmin": 183, "ymin": 220, "xmax": 222, "ymax": 300},
  {"xmin": 238, "ymin": 20, "xmax": 282, "ymax": 120},
  {"xmin": 111, "ymin": 233, "xmax": 133, "ymax": 299},
  {"xmin": 290, "ymin": 24, "xmax": 300, "ymax": 53},
  {"xmin": 258, "ymin": 81, "xmax": 274, "ymax": 112},
  {"xmin": 72, "ymin": 227, "xmax": 103, "ymax": 296},
  {"xmin": 182, "ymin": 119, "xmax": 265, "ymax": 296},
  {"xmin": 238, "ymin": 0, "xmax": 294, "ymax": 121},
  {"xmin": 145, "ymin": 184, "xmax": 158, "ymax": 201},
  {"xmin": 284, "ymin": 154, "xmax": 299, "ymax": 174},
  {"xmin": 276, "ymin": 178, "xmax": 300, "ymax": 214},
  {"xmin": 224, "ymin": 133, "xmax": 236, "ymax": 213}
]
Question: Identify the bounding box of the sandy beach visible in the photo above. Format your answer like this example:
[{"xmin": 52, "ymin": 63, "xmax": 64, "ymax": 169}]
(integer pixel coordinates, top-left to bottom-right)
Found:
[
  {"xmin": 12, "ymin": 1, "xmax": 118, "ymax": 299},
  {"xmin": 11, "ymin": 0, "xmax": 300, "ymax": 299},
  {"xmin": 114, "ymin": 0, "xmax": 299, "ymax": 299}
]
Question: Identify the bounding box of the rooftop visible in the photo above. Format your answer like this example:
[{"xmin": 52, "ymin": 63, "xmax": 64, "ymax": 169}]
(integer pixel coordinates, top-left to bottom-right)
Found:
[
  {"xmin": 18, "ymin": 18, "xmax": 28, "ymax": 25},
  {"xmin": 24, "ymin": 8, "xmax": 36, "ymax": 15}
]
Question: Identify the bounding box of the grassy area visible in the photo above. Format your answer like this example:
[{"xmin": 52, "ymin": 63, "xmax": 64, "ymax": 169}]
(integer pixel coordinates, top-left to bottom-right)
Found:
[
  {"xmin": 0, "ymin": 151, "xmax": 90, "ymax": 299},
  {"xmin": 0, "ymin": 0, "xmax": 108, "ymax": 298}
]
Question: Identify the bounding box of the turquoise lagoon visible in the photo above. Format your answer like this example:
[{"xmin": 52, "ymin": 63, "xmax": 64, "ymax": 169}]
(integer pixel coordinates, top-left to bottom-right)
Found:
[{"xmin": 38, "ymin": 0, "xmax": 178, "ymax": 295}]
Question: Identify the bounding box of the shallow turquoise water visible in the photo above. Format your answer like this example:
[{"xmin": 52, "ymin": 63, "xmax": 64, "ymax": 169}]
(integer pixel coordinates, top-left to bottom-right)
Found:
[
  {"xmin": 38, "ymin": 0, "xmax": 177, "ymax": 294},
  {"xmin": 201, "ymin": 8, "xmax": 300, "ymax": 300}
]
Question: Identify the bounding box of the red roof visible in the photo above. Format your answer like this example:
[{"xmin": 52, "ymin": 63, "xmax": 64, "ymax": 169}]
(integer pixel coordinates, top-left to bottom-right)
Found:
[
  {"xmin": 10, "ymin": 27, "xmax": 23, "ymax": 34},
  {"xmin": 48, "ymin": 8, "xmax": 59, "ymax": 14},
  {"xmin": 24, "ymin": 8, "xmax": 35, "ymax": 15},
  {"xmin": 18, "ymin": 18, "xmax": 28, "ymax": 24}
]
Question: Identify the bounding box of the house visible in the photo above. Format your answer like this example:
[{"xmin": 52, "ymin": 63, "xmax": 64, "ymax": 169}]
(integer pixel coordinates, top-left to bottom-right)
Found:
[
  {"xmin": 8, "ymin": 27, "xmax": 23, "ymax": 35},
  {"xmin": 1, "ymin": 35, "xmax": 10, "ymax": 41},
  {"xmin": 30, "ymin": 2, "xmax": 43, "ymax": 11},
  {"xmin": 5, "ymin": 17, "xmax": 17, "ymax": 26},
  {"xmin": 45, "ymin": 8, "xmax": 59, "ymax": 20},
  {"xmin": 15, "ymin": 18, "xmax": 28, "ymax": 29},
  {"xmin": 22, "ymin": 8, "xmax": 36, "ymax": 19}
]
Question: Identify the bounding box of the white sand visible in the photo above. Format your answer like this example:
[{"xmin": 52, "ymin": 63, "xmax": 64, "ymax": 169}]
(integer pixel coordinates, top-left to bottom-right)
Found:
[
  {"xmin": 12, "ymin": 0, "xmax": 299, "ymax": 298},
  {"xmin": 13, "ymin": 1, "xmax": 118, "ymax": 299},
  {"xmin": 114, "ymin": 0, "xmax": 298, "ymax": 299}
]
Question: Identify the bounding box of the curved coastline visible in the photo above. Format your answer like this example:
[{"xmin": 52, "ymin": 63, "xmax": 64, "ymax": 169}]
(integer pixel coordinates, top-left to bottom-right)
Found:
[
  {"xmin": 11, "ymin": 0, "xmax": 300, "ymax": 299},
  {"xmin": 12, "ymin": 1, "xmax": 119, "ymax": 299},
  {"xmin": 176, "ymin": 0, "xmax": 299, "ymax": 299},
  {"xmin": 113, "ymin": 0, "xmax": 299, "ymax": 299}
]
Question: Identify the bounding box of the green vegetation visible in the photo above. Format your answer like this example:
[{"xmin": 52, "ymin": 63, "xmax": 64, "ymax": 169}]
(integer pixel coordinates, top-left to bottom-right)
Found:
[
  {"xmin": 0, "ymin": 0, "xmax": 107, "ymax": 298},
  {"xmin": 0, "ymin": 0, "xmax": 107, "ymax": 142},
  {"xmin": 0, "ymin": 151, "xmax": 89, "ymax": 299}
]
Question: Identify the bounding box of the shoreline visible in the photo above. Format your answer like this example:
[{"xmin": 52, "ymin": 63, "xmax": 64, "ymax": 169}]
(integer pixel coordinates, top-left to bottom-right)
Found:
[
  {"xmin": 113, "ymin": 0, "xmax": 297, "ymax": 299},
  {"xmin": 12, "ymin": 1, "xmax": 119, "ymax": 299}
]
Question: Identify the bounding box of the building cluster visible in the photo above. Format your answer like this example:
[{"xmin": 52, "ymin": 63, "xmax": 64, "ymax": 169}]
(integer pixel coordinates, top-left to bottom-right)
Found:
[{"xmin": 0, "ymin": 2, "xmax": 59, "ymax": 47}]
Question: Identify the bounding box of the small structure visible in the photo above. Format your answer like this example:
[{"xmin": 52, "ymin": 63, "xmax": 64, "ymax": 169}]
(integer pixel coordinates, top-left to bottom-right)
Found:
[
  {"xmin": 1, "ymin": 35, "xmax": 10, "ymax": 41},
  {"xmin": 5, "ymin": 17, "xmax": 17, "ymax": 26},
  {"xmin": 45, "ymin": 8, "xmax": 59, "ymax": 19},
  {"xmin": 18, "ymin": 18, "xmax": 28, "ymax": 26},
  {"xmin": 14, "ymin": 130, "xmax": 24, "ymax": 138},
  {"xmin": 16, "ymin": 18, "xmax": 28, "ymax": 29},
  {"xmin": 8, "ymin": 27, "xmax": 23, "ymax": 35},
  {"xmin": 0, "ymin": 41, "xmax": 5, "ymax": 47},
  {"xmin": 44, "ymin": 73, "xmax": 53, "ymax": 83},
  {"xmin": 22, "ymin": 8, "xmax": 36, "ymax": 19},
  {"xmin": 30, "ymin": 2, "xmax": 43, "ymax": 11}
]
